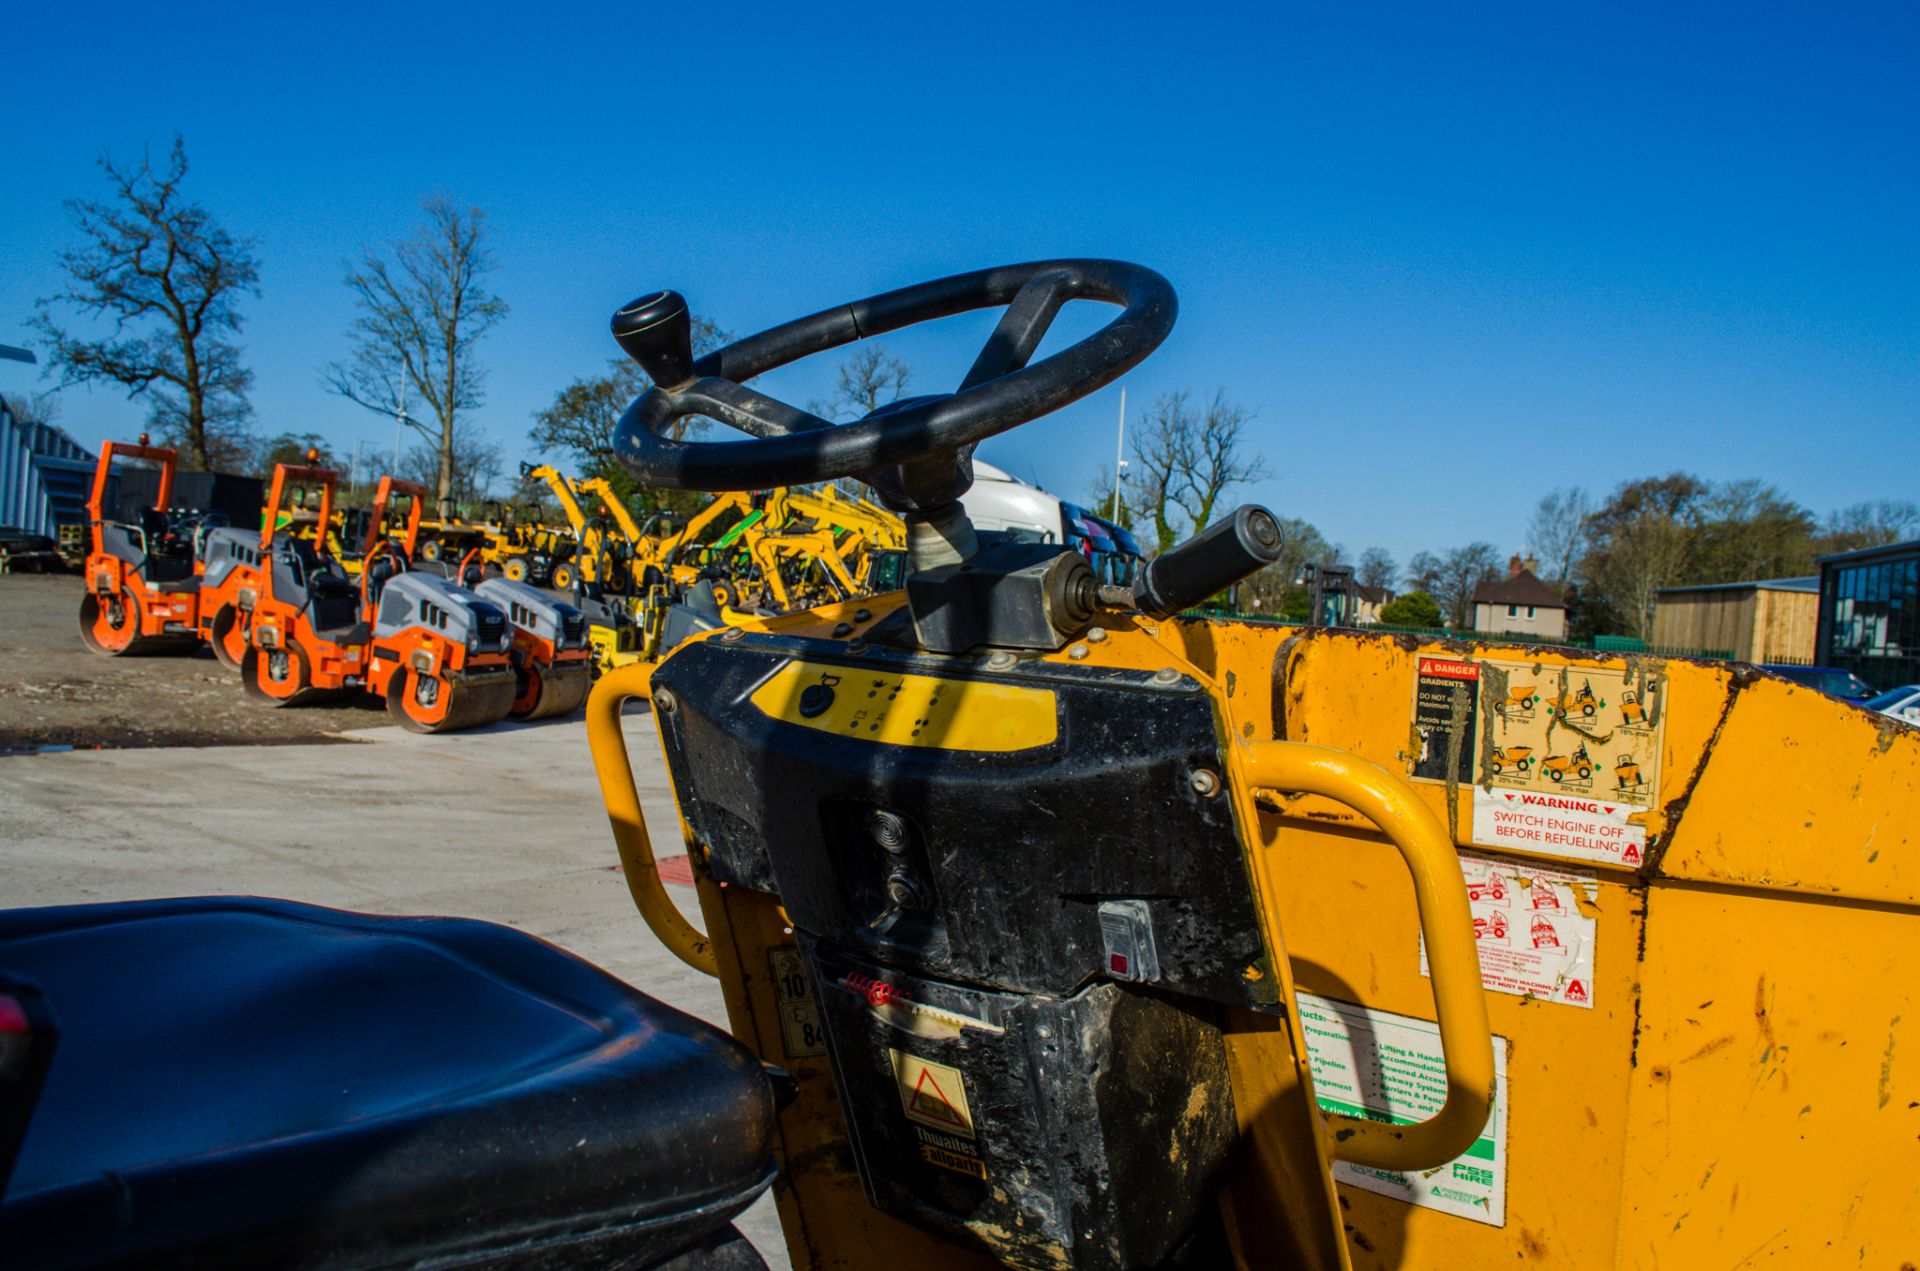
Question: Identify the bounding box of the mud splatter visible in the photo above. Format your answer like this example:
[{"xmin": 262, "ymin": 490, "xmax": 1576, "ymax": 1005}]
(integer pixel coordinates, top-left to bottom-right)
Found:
[{"xmin": 1880, "ymin": 1014, "xmax": 1902, "ymax": 1110}]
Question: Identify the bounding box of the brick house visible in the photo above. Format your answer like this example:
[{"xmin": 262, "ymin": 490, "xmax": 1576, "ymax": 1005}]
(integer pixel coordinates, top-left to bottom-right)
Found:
[{"xmin": 1472, "ymin": 555, "xmax": 1568, "ymax": 639}]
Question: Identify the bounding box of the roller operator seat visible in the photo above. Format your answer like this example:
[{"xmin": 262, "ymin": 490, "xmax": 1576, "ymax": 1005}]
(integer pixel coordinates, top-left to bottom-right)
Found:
[{"xmin": 0, "ymin": 898, "xmax": 778, "ymax": 1270}]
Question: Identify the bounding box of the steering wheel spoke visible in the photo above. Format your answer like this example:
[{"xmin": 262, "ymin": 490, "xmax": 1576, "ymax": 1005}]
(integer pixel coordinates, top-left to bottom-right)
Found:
[
  {"xmin": 959, "ymin": 268, "xmax": 1079, "ymax": 391},
  {"xmin": 681, "ymin": 378, "xmax": 834, "ymax": 439}
]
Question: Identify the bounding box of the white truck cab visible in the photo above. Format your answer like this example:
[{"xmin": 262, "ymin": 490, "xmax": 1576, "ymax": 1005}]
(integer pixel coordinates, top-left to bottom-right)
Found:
[{"xmin": 959, "ymin": 459, "xmax": 1066, "ymax": 541}]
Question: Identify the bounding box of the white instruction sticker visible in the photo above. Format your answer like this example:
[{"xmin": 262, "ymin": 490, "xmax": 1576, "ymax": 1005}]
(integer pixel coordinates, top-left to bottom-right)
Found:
[
  {"xmin": 1421, "ymin": 851, "xmax": 1597, "ymax": 1008},
  {"xmin": 1471, "ymin": 787, "xmax": 1647, "ymax": 868},
  {"xmin": 1297, "ymin": 993, "xmax": 1509, "ymax": 1227}
]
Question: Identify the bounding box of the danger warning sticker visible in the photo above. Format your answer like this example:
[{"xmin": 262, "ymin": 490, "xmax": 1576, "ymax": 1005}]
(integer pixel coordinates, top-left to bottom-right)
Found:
[
  {"xmin": 889, "ymin": 1049, "xmax": 974, "ymax": 1136},
  {"xmin": 1471, "ymin": 787, "xmax": 1647, "ymax": 869},
  {"xmin": 1421, "ymin": 851, "xmax": 1598, "ymax": 1008},
  {"xmin": 1410, "ymin": 657, "xmax": 1479, "ymax": 785}
]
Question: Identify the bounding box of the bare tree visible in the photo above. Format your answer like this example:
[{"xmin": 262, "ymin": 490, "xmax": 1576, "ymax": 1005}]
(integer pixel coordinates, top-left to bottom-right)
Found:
[
  {"xmin": 325, "ymin": 196, "xmax": 508, "ymax": 516},
  {"xmin": 1820, "ymin": 500, "xmax": 1920, "ymax": 554},
  {"xmin": 814, "ymin": 345, "xmax": 911, "ymax": 420},
  {"xmin": 1357, "ymin": 547, "xmax": 1396, "ymax": 592},
  {"xmin": 1690, "ymin": 479, "xmax": 1815, "ymax": 582},
  {"xmin": 1403, "ymin": 551, "xmax": 1443, "ymax": 595},
  {"xmin": 1130, "ymin": 389, "xmax": 1270, "ymax": 553},
  {"xmin": 33, "ymin": 136, "xmax": 259, "ymax": 471},
  {"xmin": 1174, "ymin": 389, "xmax": 1268, "ymax": 536},
  {"xmin": 1130, "ymin": 392, "xmax": 1187, "ymax": 553},
  {"xmin": 1429, "ymin": 543, "xmax": 1502, "ymax": 630},
  {"xmin": 405, "ymin": 423, "xmax": 502, "ymax": 511},
  {"xmin": 1526, "ymin": 487, "xmax": 1593, "ymax": 589},
  {"xmin": 1, "ymin": 392, "xmax": 63, "ymax": 425}
]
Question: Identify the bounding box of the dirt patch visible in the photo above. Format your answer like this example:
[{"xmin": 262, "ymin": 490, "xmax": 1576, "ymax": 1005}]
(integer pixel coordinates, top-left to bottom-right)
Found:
[{"xmin": 1, "ymin": 574, "xmax": 387, "ymax": 750}]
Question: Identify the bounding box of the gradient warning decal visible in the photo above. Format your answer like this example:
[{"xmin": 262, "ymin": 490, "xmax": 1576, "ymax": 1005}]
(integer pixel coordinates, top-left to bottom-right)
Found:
[{"xmin": 1469, "ymin": 657, "xmax": 1665, "ymax": 866}]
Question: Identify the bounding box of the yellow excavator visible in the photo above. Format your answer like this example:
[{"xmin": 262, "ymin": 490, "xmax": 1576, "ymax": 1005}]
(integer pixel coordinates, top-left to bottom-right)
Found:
[
  {"xmin": 644, "ymin": 485, "xmax": 906, "ymax": 612},
  {"xmin": 744, "ymin": 486, "xmax": 907, "ymax": 609},
  {"xmin": 417, "ymin": 504, "xmax": 547, "ymax": 577},
  {"xmin": 520, "ymin": 463, "xmax": 633, "ymax": 594}
]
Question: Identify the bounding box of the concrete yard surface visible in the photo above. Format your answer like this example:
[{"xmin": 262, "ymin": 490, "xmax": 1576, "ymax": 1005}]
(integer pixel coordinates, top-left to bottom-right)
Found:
[{"xmin": 0, "ymin": 709, "xmax": 792, "ymax": 1269}]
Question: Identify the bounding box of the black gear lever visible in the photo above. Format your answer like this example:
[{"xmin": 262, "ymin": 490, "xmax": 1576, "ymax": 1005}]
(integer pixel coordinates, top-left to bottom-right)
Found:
[
  {"xmin": 611, "ymin": 291, "xmax": 697, "ymax": 390},
  {"xmin": 1111, "ymin": 506, "xmax": 1284, "ymax": 618}
]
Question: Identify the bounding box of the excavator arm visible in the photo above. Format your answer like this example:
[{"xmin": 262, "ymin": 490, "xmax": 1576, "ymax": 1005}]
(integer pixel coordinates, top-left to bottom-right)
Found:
[
  {"xmin": 574, "ymin": 476, "xmax": 648, "ymax": 544},
  {"xmin": 524, "ymin": 465, "xmax": 592, "ymax": 537}
]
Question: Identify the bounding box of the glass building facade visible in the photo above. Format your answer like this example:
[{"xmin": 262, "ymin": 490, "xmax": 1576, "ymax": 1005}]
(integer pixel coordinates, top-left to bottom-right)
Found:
[{"xmin": 1817, "ymin": 540, "xmax": 1920, "ymax": 691}]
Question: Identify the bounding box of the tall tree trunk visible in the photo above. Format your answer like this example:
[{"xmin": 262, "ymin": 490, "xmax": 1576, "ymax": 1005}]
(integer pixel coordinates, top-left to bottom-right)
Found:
[
  {"xmin": 438, "ymin": 415, "xmax": 456, "ymax": 517},
  {"xmin": 179, "ymin": 315, "xmax": 209, "ymax": 470}
]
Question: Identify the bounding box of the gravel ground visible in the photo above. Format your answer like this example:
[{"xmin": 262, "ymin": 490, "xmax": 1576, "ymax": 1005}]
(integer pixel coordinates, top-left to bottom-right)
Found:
[{"xmin": 0, "ymin": 573, "xmax": 388, "ymax": 750}]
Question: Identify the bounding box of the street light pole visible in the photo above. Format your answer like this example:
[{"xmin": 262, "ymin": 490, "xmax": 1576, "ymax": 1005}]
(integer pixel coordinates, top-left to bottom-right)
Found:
[
  {"xmin": 393, "ymin": 373, "xmax": 406, "ymax": 477},
  {"xmin": 1109, "ymin": 385, "xmax": 1127, "ymax": 523}
]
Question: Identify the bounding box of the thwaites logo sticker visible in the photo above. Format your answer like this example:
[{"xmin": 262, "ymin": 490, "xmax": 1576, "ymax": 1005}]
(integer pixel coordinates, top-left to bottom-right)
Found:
[{"xmin": 888, "ymin": 1049, "xmax": 987, "ymax": 1180}]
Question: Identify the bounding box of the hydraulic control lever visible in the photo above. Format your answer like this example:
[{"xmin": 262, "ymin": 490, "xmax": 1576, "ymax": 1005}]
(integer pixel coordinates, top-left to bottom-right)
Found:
[{"xmin": 1107, "ymin": 504, "xmax": 1284, "ymax": 618}]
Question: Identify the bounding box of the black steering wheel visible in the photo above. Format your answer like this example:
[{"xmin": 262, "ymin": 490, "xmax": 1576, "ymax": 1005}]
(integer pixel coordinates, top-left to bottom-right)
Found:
[{"xmin": 609, "ymin": 259, "xmax": 1175, "ymax": 511}]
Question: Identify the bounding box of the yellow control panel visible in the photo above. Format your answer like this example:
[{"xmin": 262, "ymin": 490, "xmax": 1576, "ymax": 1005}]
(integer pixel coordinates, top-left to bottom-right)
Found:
[{"xmin": 749, "ymin": 660, "xmax": 1057, "ymax": 752}]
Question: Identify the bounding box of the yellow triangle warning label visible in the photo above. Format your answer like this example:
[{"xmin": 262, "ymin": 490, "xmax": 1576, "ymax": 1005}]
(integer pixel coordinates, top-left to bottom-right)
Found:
[{"xmin": 889, "ymin": 1048, "xmax": 974, "ymax": 1137}]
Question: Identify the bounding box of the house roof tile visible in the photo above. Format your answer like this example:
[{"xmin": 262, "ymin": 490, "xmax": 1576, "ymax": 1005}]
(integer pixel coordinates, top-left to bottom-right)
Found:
[{"xmin": 1472, "ymin": 570, "xmax": 1566, "ymax": 609}]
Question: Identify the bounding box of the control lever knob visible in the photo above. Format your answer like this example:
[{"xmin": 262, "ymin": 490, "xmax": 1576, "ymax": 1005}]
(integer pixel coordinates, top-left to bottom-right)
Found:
[
  {"xmin": 1129, "ymin": 504, "xmax": 1283, "ymax": 618},
  {"xmin": 611, "ymin": 290, "xmax": 696, "ymax": 389}
]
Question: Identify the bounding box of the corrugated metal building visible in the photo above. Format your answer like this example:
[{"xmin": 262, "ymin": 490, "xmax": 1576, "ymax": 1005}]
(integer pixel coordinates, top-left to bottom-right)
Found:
[
  {"xmin": 1651, "ymin": 576, "xmax": 1818, "ymax": 663},
  {"xmin": 0, "ymin": 399, "xmax": 93, "ymax": 537}
]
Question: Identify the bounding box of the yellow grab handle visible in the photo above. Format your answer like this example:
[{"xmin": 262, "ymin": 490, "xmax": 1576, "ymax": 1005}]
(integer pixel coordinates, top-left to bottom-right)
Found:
[
  {"xmin": 1243, "ymin": 741, "xmax": 1495, "ymax": 1171},
  {"xmin": 585, "ymin": 662, "xmax": 718, "ymax": 976}
]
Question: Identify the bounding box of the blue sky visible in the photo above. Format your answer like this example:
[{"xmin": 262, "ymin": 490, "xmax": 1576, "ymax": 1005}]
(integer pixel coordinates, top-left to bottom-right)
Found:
[{"xmin": 3, "ymin": 3, "xmax": 1914, "ymax": 567}]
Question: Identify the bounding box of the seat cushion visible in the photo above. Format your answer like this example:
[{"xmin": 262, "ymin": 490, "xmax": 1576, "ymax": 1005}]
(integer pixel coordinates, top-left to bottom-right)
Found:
[{"xmin": 0, "ymin": 898, "xmax": 775, "ymax": 1269}]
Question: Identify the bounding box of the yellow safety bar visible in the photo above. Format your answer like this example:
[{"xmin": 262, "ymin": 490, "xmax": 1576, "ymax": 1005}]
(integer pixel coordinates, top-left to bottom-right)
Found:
[
  {"xmin": 585, "ymin": 662, "xmax": 718, "ymax": 976},
  {"xmin": 1242, "ymin": 740, "xmax": 1495, "ymax": 1172}
]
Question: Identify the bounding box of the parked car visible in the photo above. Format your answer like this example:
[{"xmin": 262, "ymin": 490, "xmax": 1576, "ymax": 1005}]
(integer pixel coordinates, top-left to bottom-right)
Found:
[
  {"xmin": 1862, "ymin": 685, "xmax": 1920, "ymax": 725},
  {"xmin": 1758, "ymin": 664, "xmax": 1878, "ymax": 702}
]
